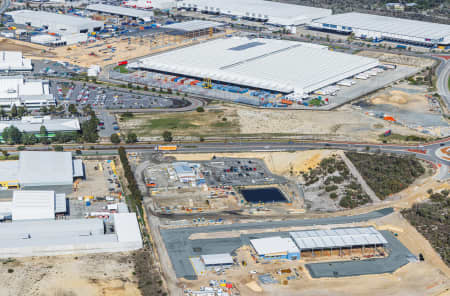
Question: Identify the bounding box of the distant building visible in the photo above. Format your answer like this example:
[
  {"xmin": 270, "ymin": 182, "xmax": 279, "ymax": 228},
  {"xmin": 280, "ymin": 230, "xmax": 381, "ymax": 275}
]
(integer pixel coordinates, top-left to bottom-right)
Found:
[
  {"xmin": 0, "ymin": 51, "xmax": 32, "ymax": 72},
  {"xmin": 385, "ymin": 3, "xmax": 405, "ymax": 11},
  {"xmin": 0, "ymin": 151, "xmax": 83, "ymax": 193},
  {"xmin": 122, "ymin": 0, "xmax": 176, "ymax": 11},
  {"xmin": 0, "ymin": 76, "xmax": 55, "ymax": 110},
  {"xmin": 86, "ymin": 4, "xmax": 154, "ymax": 21},
  {"xmin": 6, "ymin": 10, "xmax": 103, "ymax": 35},
  {"xmin": 0, "ymin": 116, "xmax": 80, "ymax": 136}
]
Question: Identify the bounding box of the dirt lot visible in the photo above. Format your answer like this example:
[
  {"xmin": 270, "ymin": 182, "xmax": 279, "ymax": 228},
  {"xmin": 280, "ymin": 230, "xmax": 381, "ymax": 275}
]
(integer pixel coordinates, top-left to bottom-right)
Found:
[
  {"xmin": 47, "ymin": 31, "xmax": 231, "ymax": 68},
  {"xmin": 356, "ymin": 51, "xmax": 436, "ymax": 68},
  {"xmin": 0, "ymin": 253, "xmax": 140, "ymax": 296},
  {"xmin": 370, "ymin": 90, "xmax": 430, "ymax": 111},
  {"xmin": 0, "ymin": 38, "xmax": 53, "ymax": 57}
]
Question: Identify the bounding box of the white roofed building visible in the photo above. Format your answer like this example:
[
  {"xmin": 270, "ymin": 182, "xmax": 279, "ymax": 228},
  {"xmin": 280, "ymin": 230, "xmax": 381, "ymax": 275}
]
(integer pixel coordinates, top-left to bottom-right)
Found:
[
  {"xmin": 12, "ymin": 191, "xmax": 55, "ymax": 221},
  {"xmin": 86, "ymin": 4, "xmax": 154, "ymax": 21},
  {"xmin": 0, "ymin": 76, "xmax": 55, "ymax": 110},
  {"xmin": 6, "ymin": 10, "xmax": 103, "ymax": 35},
  {"xmin": 0, "ymin": 52, "xmax": 32, "ymax": 72},
  {"xmin": 135, "ymin": 37, "xmax": 378, "ymax": 96},
  {"xmin": 177, "ymin": 0, "xmax": 331, "ymax": 26},
  {"xmin": 201, "ymin": 253, "xmax": 234, "ymax": 267},
  {"xmin": 250, "ymin": 236, "xmax": 300, "ymax": 260},
  {"xmin": 123, "ymin": 0, "xmax": 176, "ymax": 10},
  {"xmin": 309, "ymin": 12, "xmax": 450, "ymax": 46}
]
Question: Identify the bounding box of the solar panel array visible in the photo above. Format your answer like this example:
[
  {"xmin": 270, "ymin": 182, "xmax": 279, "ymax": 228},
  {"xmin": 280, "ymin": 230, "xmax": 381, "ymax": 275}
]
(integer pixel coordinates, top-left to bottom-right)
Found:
[{"xmin": 289, "ymin": 227, "xmax": 388, "ymax": 250}]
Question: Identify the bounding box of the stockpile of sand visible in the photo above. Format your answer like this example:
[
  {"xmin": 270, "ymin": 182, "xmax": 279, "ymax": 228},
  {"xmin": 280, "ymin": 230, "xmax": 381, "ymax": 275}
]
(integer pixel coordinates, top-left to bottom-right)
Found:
[{"xmin": 370, "ymin": 90, "xmax": 428, "ymax": 110}]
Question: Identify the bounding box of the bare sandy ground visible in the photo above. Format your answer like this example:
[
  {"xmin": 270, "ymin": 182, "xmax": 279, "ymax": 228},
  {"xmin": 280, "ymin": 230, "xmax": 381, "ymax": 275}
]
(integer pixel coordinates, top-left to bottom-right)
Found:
[
  {"xmin": 0, "ymin": 253, "xmax": 140, "ymax": 296},
  {"xmin": 236, "ymin": 107, "xmax": 425, "ymax": 141},
  {"xmin": 370, "ymin": 90, "xmax": 431, "ymax": 112},
  {"xmin": 357, "ymin": 51, "xmax": 435, "ymax": 68}
]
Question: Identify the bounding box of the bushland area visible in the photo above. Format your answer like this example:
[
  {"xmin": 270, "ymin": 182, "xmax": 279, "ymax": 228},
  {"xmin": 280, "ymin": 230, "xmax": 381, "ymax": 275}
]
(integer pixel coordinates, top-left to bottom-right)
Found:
[{"xmin": 345, "ymin": 152, "xmax": 425, "ymax": 199}]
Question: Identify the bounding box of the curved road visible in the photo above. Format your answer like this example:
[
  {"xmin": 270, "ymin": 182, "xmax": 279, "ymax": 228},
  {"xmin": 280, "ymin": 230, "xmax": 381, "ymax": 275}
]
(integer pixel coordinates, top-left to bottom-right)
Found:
[{"xmin": 436, "ymin": 56, "xmax": 450, "ymax": 112}]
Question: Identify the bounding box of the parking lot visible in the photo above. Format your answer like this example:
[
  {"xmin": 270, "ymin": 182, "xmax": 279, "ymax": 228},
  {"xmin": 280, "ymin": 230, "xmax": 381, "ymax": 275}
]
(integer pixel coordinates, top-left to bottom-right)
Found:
[{"xmin": 200, "ymin": 158, "xmax": 287, "ymax": 187}]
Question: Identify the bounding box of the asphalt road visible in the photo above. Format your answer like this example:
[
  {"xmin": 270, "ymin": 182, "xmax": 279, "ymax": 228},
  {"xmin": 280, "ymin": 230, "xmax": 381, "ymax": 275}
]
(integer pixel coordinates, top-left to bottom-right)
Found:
[{"xmin": 436, "ymin": 57, "xmax": 450, "ymax": 111}]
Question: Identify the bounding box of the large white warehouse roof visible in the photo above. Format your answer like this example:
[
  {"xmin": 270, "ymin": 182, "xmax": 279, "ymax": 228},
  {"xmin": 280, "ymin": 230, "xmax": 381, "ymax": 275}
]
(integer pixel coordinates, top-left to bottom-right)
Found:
[
  {"xmin": 137, "ymin": 37, "xmax": 379, "ymax": 94},
  {"xmin": 86, "ymin": 4, "xmax": 154, "ymax": 21},
  {"xmin": 289, "ymin": 227, "xmax": 388, "ymax": 250},
  {"xmin": 250, "ymin": 236, "xmax": 299, "ymax": 255},
  {"xmin": 0, "ymin": 52, "xmax": 32, "ymax": 72},
  {"xmin": 7, "ymin": 10, "xmax": 103, "ymax": 34},
  {"xmin": 311, "ymin": 12, "xmax": 450, "ymax": 45},
  {"xmin": 178, "ymin": 0, "xmax": 331, "ymax": 26},
  {"xmin": 12, "ymin": 190, "xmax": 55, "ymax": 221}
]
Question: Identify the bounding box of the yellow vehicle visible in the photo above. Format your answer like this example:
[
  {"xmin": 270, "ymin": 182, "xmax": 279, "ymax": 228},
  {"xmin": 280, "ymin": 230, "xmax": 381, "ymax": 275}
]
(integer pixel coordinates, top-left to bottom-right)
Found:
[{"xmin": 203, "ymin": 78, "xmax": 212, "ymax": 89}]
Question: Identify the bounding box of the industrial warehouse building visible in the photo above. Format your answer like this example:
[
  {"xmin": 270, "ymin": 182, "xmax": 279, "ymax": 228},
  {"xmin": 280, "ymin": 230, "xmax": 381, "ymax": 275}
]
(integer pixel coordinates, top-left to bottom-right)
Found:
[
  {"xmin": 0, "ymin": 51, "xmax": 32, "ymax": 72},
  {"xmin": 86, "ymin": 4, "xmax": 154, "ymax": 22},
  {"xmin": 123, "ymin": 0, "xmax": 176, "ymax": 10},
  {"xmin": 10, "ymin": 190, "xmax": 67, "ymax": 221},
  {"xmin": 201, "ymin": 253, "xmax": 234, "ymax": 268},
  {"xmin": 163, "ymin": 20, "xmax": 224, "ymax": 35},
  {"xmin": 0, "ymin": 152, "xmax": 83, "ymax": 193},
  {"xmin": 250, "ymin": 236, "xmax": 300, "ymax": 260},
  {"xmin": 309, "ymin": 12, "xmax": 450, "ymax": 46},
  {"xmin": 0, "ymin": 212, "xmax": 142, "ymax": 257},
  {"xmin": 177, "ymin": 0, "xmax": 331, "ymax": 26},
  {"xmin": 6, "ymin": 10, "xmax": 104, "ymax": 35},
  {"xmin": 249, "ymin": 227, "xmax": 388, "ymax": 260},
  {"xmin": 0, "ymin": 76, "xmax": 55, "ymax": 110},
  {"xmin": 290, "ymin": 227, "xmax": 388, "ymax": 257},
  {"xmin": 0, "ymin": 116, "xmax": 80, "ymax": 136},
  {"xmin": 135, "ymin": 37, "xmax": 379, "ymax": 96}
]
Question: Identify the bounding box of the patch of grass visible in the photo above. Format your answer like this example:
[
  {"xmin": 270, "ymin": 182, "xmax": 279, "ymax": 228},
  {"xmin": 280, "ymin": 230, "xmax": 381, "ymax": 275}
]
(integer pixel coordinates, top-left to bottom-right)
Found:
[
  {"xmin": 114, "ymin": 65, "xmax": 129, "ymax": 74},
  {"xmin": 123, "ymin": 110, "xmax": 239, "ymax": 137}
]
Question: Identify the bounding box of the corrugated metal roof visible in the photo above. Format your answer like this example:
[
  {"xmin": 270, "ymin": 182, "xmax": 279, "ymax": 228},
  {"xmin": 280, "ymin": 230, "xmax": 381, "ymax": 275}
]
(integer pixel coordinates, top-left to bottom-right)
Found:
[
  {"xmin": 12, "ymin": 190, "xmax": 54, "ymax": 221},
  {"xmin": 138, "ymin": 37, "xmax": 378, "ymax": 94},
  {"xmin": 72, "ymin": 159, "xmax": 84, "ymax": 178},
  {"xmin": 18, "ymin": 152, "xmax": 74, "ymax": 186},
  {"xmin": 311, "ymin": 12, "xmax": 450, "ymax": 42},
  {"xmin": 178, "ymin": 0, "xmax": 331, "ymax": 26},
  {"xmin": 7, "ymin": 10, "xmax": 103, "ymax": 28},
  {"xmin": 289, "ymin": 227, "xmax": 388, "ymax": 250},
  {"xmin": 201, "ymin": 253, "xmax": 233, "ymax": 265},
  {"xmin": 55, "ymin": 193, "xmax": 66, "ymax": 213},
  {"xmin": 163, "ymin": 20, "xmax": 223, "ymax": 32},
  {"xmin": 113, "ymin": 213, "xmax": 142, "ymax": 244},
  {"xmin": 0, "ymin": 118, "xmax": 80, "ymax": 133},
  {"xmin": 0, "ymin": 52, "xmax": 32, "ymax": 72},
  {"xmin": 250, "ymin": 236, "xmax": 299, "ymax": 255},
  {"xmin": 86, "ymin": 4, "xmax": 154, "ymax": 20},
  {"xmin": 0, "ymin": 160, "xmax": 19, "ymax": 182}
]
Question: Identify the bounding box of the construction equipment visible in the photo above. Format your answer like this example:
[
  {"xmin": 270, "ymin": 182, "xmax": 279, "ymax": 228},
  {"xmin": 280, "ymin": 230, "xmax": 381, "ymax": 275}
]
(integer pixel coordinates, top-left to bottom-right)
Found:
[{"xmin": 203, "ymin": 78, "xmax": 212, "ymax": 89}]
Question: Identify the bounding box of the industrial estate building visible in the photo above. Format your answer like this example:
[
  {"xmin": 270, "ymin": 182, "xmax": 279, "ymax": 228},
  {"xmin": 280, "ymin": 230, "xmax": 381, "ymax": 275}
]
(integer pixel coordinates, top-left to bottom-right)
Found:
[
  {"xmin": 0, "ymin": 116, "xmax": 80, "ymax": 136},
  {"xmin": 309, "ymin": 12, "xmax": 450, "ymax": 46},
  {"xmin": 0, "ymin": 151, "xmax": 83, "ymax": 193},
  {"xmin": 0, "ymin": 76, "xmax": 55, "ymax": 110},
  {"xmin": 135, "ymin": 37, "xmax": 379, "ymax": 96},
  {"xmin": 6, "ymin": 10, "xmax": 104, "ymax": 35},
  {"xmin": 0, "ymin": 212, "xmax": 142, "ymax": 257},
  {"xmin": 0, "ymin": 52, "xmax": 32, "ymax": 72},
  {"xmin": 251, "ymin": 236, "xmax": 300, "ymax": 260},
  {"xmin": 10, "ymin": 190, "xmax": 66, "ymax": 221},
  {"xmin": 200, "ymin": 253, "xmax": 234, "ymax": 268},
  {"xmin": 248, "ymin": 227, "xmax": 388, "ymax": 261},
  {"xmin": 86, "ymin": 4, "xmax": 154, "ymax": 22},
  {"xmin": 163, "ymin": 20, "xmax": 224, "ymax": 34},
  {"xmin": 177, "ymin": 0, "xmax": 332, "ymax": 26},
  {"xmin": 123, "ymin": 0, "xmax": 176, "ymax": 10}
]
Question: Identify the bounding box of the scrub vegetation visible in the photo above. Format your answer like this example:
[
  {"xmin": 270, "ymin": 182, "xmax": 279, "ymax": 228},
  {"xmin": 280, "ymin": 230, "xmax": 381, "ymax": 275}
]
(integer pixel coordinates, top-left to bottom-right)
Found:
[
  {"xmin": 402, "ymin": 190, "xmax": 450, "ymax": 266},
  {"xmin": 345, "ymin": 152, "xmax": 425, "ymax": 199}
]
